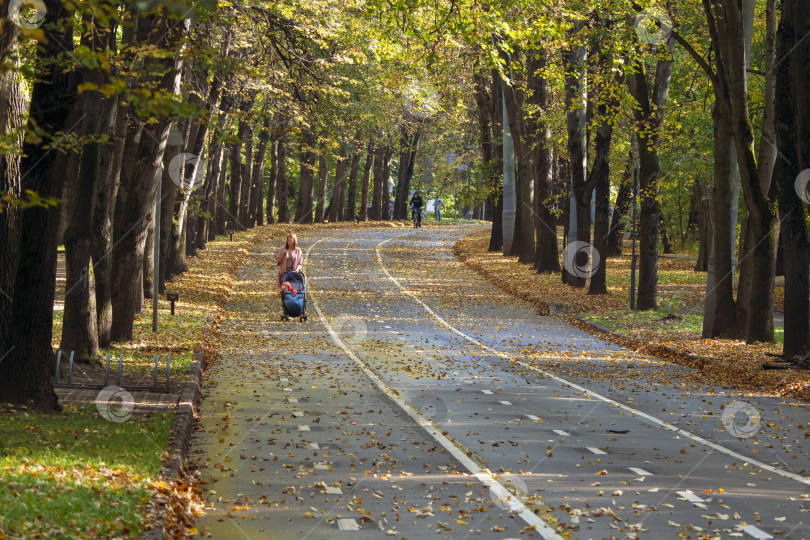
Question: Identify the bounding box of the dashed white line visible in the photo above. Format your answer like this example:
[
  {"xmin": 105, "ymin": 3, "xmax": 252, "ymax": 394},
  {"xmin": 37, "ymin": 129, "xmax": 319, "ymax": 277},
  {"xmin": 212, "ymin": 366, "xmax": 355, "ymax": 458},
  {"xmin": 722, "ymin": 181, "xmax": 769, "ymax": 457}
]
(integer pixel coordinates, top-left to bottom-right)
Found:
[
  {"xmin": 314, "ymin": 463, "xmax": 329, "ymax": 470},
  {"xmin": 628, "ymin": 467, "xmax": 652, "ymax": 476},
  {"xmin": 325, "ymin": 486, "xmax": 342, "ymax": 495},
  {"xmin": 288, "ymin": 398, "xmax": 298, "ymax": 403},
  {"xmin": 337, "ymin": 518, "xmax": 360, "ymax": 531},
  {"xmin": 374, "ymin": 234, "xmax": 810, "ymax": 488},
  {"xmin": 499, "ymin": 400, "xmax": 513, "ymax": 406},
  {"xmin": 676, "ymin": 490, "xmax": 705, "ymax": 503},
  {"xmin": 280, "ymin": 377, "xmax": 289, "ymax": 382},
  {"xmin": 298, "ymin": 425, "xmax": 311, "ymax": 432},
  {"xmin": 293, "ymin": 411, "xmax": 304, "ymax": 417},
  {"xmin": 737, "ymin": 524, "xmax": 773, "ymax": 539},
  {"xmin": 525, "ymin": 414, "xmax": 541, "ymax": 421},
  {"xmin": 308, "ymin": 442, "xmax": 319, "ymax": 449},
  {"xmin": 481, "ymin": 390, "xmax": 494, "ymax": 395},
  {"xmin": 306, "ymin": 239, "xmax": 564, "ymax": 540},
  {"xmin": 586, "ymin": 447, "xmax": 607, "ymax": 455},
  {"xmin": 553, "ymin": 429, "xmax": 570, "ymax": 437}
]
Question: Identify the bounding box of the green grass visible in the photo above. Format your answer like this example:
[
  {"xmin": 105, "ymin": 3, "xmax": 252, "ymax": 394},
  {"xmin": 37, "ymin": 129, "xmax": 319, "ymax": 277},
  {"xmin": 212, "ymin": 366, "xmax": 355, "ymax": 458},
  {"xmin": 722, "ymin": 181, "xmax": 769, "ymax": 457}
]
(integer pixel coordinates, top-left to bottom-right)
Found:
[{"xmin": 0, "ymin": 405, "xmax": 172, "ymax": 538}]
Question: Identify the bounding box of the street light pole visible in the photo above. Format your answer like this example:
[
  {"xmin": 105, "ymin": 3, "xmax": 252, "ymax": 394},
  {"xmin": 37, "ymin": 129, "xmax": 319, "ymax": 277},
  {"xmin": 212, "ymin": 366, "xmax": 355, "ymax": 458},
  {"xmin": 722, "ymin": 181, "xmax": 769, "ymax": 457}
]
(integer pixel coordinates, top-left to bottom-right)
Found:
[{"xmin": 153, "ymin": 164, "xmax": 162, "ymax": 332}]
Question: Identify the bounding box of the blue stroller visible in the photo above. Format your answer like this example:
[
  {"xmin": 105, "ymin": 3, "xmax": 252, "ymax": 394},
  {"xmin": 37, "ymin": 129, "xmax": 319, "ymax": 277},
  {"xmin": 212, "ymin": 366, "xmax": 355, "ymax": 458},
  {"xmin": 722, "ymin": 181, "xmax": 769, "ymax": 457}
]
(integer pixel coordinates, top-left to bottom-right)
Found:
[{"xmin": 280, "ymin": 271, "xmax": 307, "ymax": 322}]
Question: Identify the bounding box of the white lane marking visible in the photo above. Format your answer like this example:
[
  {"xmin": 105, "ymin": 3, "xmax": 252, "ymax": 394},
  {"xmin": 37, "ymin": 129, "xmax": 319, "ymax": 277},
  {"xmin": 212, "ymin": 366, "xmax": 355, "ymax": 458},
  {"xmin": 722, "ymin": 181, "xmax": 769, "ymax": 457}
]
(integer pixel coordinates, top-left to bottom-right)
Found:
[
  {"xmin": 337, "ymin": 518, "xmax": 360, "ymax": 531},
  {"xmin": 306, "ymin": 239, "xmax": 563, "ymax": 540},
  {"xmin": 628, "ymin": 467, "xmax": 652, "ymax": 476},
  {"xmin": 314, "ymin": 463, "xmax": 329, "ymax": 470},
  {"xmin": 280, "ymin": 377, "xmax": 289, "ymax": 382},
  {"xmin": 499, "ymin": 400, "xmax": 513, "ymax": 406},
  {"xmin": 737, "ymin": 524, "xmax": 773, "ymax": 539},
  {"xmin": 676, "ymin": 490, "xmax": 705, "ymax": 503},
  {"xmin": 481, "ymin": 390, "xmax": 494, "ymax": 395},
  {"xmin": 375, "ymin": 235, "xmax": 810, "ymax": 487},
  {"xmin": 298, "ymin": 425, "xmax": 310, "ymax": 432},
  {"xmin": 525, "ymin": 414, "xmax": 541, "ymax": 421},
  {"xmin": 283, "ymin": 387, "xmax": 293, "ymax": 392},
  {"xmin": 553, "ymin": 429, "xmax": 570, "ymax": 437},
  {"xmin": 325, "ymin": 486, "xmax": 342, "ymax": 495},
  {"xmin": 586, "ymin": 447, "xmax": 607, "ymax": 455},
  {"xmin": 308, "ymin": 442, "xmax": 320, "ymax": 449},
  {"xmin": 293, "ymin": 411, "xmax": 304, "ymax": 417}
]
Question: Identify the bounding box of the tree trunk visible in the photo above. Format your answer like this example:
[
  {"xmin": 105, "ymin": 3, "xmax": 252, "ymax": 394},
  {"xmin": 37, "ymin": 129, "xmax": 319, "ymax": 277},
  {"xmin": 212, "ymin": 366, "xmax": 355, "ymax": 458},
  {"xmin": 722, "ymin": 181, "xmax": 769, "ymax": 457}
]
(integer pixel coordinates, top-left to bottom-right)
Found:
[
  {"xmin": 776, "ymin": 0, "xmax": 810, "ymax": 357},
  {"xmin": 295, "ymin": 129, "xmax": 316, "ymax": 224},
  {"xmin": 239, "ymin": 121, "xmax": 255, "ymax": 227},
  {"xmin": 266, "ymin": 137, "xmax": 279, "ymax": 224},
  {"xmin": 564, "ymin": 42, "xmax": 588, "ymax": 288},
  {"xmin": 0, "ymin": 0, "xmax": 78, "ymax": 409},
  {"xmin": 627, "ymin": 35, "xmax": 674, "ymax": 309},
  {"xmin": 328, "ymin": 145, "xmax": 347, "ymax": 223},
  {"xmin": 359, "ymin": 145, "xmax": 373, "ymax": 221},
  {"xmin": 276, "ymin": 136, "xmax": 290, "ymax": 223},
  {"xmin": 370, "ymin": 146, "xmax": 384, "ymax": 220},
  {"xmin": 344, "ymin": 144, "xmax": 362, "ymax": 221},
  {"xmin": 315, "ymin": 150, "xmax": 327, "ymax": 223},
  {"xmin": 228, "ymin": 127, "xmax": 245, "ymax": 231},
  {"xmin": 382, "ymin": 146, "xmax": 392, "ymax": 220},
  {"xmin": 110, "ymin": 14, "xmax": 186, "ymax": 342},
  {"xmin": 252, "ymin": 116, "xmax": 271, "ymax": 226}
]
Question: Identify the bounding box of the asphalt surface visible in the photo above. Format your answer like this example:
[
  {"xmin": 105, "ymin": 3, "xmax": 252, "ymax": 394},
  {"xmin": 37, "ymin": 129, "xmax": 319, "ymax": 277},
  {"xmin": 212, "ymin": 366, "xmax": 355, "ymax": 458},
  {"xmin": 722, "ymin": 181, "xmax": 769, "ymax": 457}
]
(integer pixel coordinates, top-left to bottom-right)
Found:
[{"xmin": 190, "ymin": 225, "xmax": 809, "ymax": 540}]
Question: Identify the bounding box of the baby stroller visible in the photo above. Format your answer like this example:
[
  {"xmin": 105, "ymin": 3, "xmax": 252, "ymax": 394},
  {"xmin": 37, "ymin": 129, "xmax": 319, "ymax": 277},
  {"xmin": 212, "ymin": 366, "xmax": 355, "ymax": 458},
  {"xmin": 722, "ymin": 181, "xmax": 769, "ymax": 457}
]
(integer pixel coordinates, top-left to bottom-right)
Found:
[{"xmin": 279, "ymin": 271, "xmax": 307, "ymax": 322}]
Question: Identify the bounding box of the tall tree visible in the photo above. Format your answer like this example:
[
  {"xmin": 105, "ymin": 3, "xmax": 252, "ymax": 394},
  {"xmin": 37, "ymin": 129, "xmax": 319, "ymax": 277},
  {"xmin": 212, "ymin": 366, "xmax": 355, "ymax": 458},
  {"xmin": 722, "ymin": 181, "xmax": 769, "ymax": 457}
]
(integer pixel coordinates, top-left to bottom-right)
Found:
[{"xmin": 0, "ymin": 0, "xmax": 78, "ymax": 409}]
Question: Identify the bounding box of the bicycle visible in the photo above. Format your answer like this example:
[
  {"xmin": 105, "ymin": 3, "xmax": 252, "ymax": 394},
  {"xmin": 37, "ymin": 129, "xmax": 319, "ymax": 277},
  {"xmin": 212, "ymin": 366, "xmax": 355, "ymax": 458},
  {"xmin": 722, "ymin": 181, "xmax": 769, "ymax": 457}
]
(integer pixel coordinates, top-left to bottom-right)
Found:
[{"xmin": 411, "ymin": 207, "xmax": 422, "ymax": 228}]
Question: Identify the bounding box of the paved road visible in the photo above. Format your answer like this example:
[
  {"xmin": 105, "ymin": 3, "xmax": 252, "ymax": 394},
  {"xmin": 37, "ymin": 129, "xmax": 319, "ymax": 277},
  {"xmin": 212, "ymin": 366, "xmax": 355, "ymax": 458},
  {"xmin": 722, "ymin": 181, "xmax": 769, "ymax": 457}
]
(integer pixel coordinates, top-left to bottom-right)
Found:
[{"xmin": 191, "ymin": 225, "xmax": 809, "ymax": 539}]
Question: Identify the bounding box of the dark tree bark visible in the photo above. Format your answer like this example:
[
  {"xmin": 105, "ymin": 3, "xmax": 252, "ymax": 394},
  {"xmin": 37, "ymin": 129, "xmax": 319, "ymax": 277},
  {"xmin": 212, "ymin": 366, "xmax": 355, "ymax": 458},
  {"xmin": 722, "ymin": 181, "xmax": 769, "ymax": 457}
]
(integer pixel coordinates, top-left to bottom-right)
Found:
[
  {"xmin": 295, "ymin": 129, "xmax": 316, "ymax": 224},
  {"xmin": 382, "ymin": 146, "xmax": 392, "ymax": 220},
  {"xmin": 315, "ymin": 150, "xmax": 327, "ymax": 223},
  {"xmin": 275, "ymin": 136, "xmax": 290, "ymax": 223},
  {"xmin": 266, "ymin": 136, "xmax": 279, "ymax": 224},
  {"xmin": 359, "ymin": 145, "xmax": 373, "ymax": 221},
  {"xmin": 626, "ymin": 35, "xmax": 674, "ymax": 309},
  {"xmin": 500, "ymin": 49, "xmax": 535, "ymax": 264},
  {"xmin": 0, "ymin": 0, "xmax": 78, "ymax": 409},
  {"xmin": 564, "ymin": 41, "xmax": 589, "ymax": 288},
  {"xmin": 239, "ymin": 120, "xmax": 255, "ymax": 228},
  {"xmin": 252, "ymin": 116, "xmax": 272, "ymax": 226},
  {"xmin": 328, "ymin": 145, "xmax": 348, "ymax": 223},
  {"xmin": 215, "ymin": 142, "xmax": 228, "ymax": 234},
  {"xmin": 370, "ymin": 146, "xmax": 384, "ymax": 221},
  {"xmin": 394, "ymin": 128, "xmax": 420, "ymax": 220},
  {"xmin": 110, "ymin": 14, "xmax": 186, "ymax": 342},
  {"xmin": 62, "ymin": 19, "xmax": 121, "ymax": 360},
  {"xmin": 0, "ymin": 6, "xmax": 27, "ymax": 361},
  {"xmin": 775, "ymin": 0, "xmax": 810, "ymax": 357},
  {"xmin": 344, "ymin": 144, "xmax": 362, "ymax": 221}
]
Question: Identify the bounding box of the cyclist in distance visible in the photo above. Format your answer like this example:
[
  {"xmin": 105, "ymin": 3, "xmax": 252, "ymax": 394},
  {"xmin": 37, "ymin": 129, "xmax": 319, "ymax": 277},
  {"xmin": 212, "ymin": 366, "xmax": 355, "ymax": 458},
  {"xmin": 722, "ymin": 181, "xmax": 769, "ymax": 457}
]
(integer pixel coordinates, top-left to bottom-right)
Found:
[{"xmin": 410, "ymin": 190, "xmax": 424, "ymax": 228}]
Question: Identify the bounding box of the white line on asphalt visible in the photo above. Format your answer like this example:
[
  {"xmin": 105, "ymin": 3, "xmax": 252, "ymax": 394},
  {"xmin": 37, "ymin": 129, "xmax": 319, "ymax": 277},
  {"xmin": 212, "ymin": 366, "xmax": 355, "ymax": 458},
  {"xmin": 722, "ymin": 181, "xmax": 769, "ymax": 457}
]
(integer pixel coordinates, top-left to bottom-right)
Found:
[
  {"xmin": 499, "ymin": 400, "xmax": 513, "ymax": 406},
  {"xmin": 299, "ymin": 425, "xmax": 310, "ymax": 432},
  {"xmin": 288, "ymin": 398, "xmax": 298, "ymax": 403},
  {"xmin": 309, "ymin": 443, "xmax": 320, "ymax": 449},
  {"xmin": 481, "ymin": 390, "xmax": 493, "ymax": 395},
  {"xmin": 306, "ymin": 238, "xmax": 563, "ymax": 540},
  {"xmin": 628, "ymin": 467, "xmax": 652, "ymax": 476},
  {"xmin": 553, "ymin": 429, "xmax": 570, "ymax": 437},
  {"xmin": 314, "ymin": 463, "xmax": 329, "ymax": 470},
  {"xmin": 337, "ymin": 518, "xmax": 360, "ymax": 531},
  {"xmin": 280, "ymin": 377, "xmax": 289, "ymax": 382},
  {"xmin": 293, "ymin": 411, "xmax": 304, "ymax": 417},
  {"xmin": 586, "ymin": 447, "xmax": 607, "ymax": 455},
  {"xmin": 525, "ymin": 414, "xmax": 541, "ymax": 421},
  {"xmin": 374, "ymin": 234, "xmax": 810, "ymax": 488},
  {"xmin": 325, "ymin": 487, "xmax": 342, "ymax": 495},
  {"xmin": 737, "ymin": 524, "xmax": 773, "ymax": 539},
  {"xmin": 676, "ymin": 490, "xmax": 705, "ymax": 503}
]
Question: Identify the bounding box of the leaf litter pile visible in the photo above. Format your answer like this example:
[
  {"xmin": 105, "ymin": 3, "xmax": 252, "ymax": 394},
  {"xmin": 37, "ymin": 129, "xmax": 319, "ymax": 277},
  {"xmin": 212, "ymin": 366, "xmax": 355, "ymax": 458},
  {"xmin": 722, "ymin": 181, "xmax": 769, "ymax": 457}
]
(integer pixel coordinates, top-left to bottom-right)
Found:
[{"xmin": 455, "ymin": 230, "xmax": 810, "ymax": 402}]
